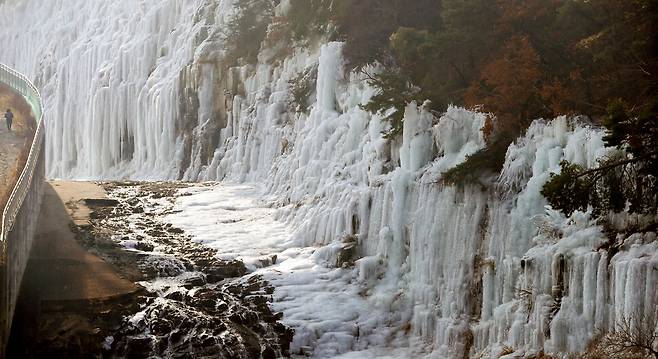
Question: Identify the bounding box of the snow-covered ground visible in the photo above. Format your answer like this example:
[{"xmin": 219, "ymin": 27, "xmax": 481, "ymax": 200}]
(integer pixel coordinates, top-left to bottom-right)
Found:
[
  {"xmin": 165, "ymin": 179, "xmax": 658, "ymax": 358},
  {"xmin": 167, "ymin": 184, "xmax": 293, "ymax": 267},
  {"xmin": 166, "ymin": 183, "xmax": 429, "ymax": 358}
]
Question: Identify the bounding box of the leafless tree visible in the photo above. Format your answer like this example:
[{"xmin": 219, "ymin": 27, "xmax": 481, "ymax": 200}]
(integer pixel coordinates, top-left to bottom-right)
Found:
[{"xmin": 585, "ymin": 310, "xmax": 658, "ymax": 359}]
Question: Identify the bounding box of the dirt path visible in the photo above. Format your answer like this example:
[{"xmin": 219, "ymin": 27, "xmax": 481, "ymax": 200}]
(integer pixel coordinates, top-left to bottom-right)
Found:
[{"xmin": 0, "ymin": 84, "xmax": 36, "ymax": 208}]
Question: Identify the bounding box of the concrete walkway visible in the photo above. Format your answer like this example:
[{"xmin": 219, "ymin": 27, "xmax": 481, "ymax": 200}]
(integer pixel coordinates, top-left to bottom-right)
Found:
[
  {"xmin": 23, "ymin": 181, "xmax": 138, "ymax": 303},
  {"xmin": 7, "ymin": 182, "xmax": 139, "ymax": 357}
]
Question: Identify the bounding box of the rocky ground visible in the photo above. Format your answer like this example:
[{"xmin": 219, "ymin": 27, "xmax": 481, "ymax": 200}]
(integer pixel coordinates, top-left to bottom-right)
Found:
[{"xmin": 52, "ymin": 181, "xmax": 293, "ymax": 358}]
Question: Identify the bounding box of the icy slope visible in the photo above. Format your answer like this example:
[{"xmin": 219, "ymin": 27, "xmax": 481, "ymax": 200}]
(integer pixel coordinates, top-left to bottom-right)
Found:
[{"xmin": 1, "ymin": 0, "xmax": 655, "ymax": 357}]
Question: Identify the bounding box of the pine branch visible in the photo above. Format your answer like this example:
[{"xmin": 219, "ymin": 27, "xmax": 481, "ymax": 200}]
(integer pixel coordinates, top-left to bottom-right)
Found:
[{"xmin": 574, "ymin": 150, "xmax": 658, "ymax": 179}]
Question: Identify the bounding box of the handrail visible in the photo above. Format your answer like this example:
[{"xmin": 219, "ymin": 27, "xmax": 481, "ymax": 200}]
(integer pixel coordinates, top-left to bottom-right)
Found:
[
  {"xmin": 0, "ymin": 63, "xmax": 45, "ymax": 357},
  {"xmin": 0, "ymin": 63, "xmax": 44, "ymax": 243}
]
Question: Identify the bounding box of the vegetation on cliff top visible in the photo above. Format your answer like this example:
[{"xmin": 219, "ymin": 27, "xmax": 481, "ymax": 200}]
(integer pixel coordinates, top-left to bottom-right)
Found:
[{"xmin": 225, "ymin": 0, "xmax": 658, "ymax": 215}]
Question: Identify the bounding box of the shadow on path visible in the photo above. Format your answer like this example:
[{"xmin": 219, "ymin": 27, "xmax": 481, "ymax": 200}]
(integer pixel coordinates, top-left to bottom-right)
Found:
[{"xmin": 7, "ymin": 182, "xmax": 139, "ymax": 357}]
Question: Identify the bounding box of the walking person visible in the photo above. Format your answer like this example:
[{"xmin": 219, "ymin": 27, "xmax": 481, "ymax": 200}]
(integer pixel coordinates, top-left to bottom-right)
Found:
[{"xmin": 4, "ymin": 108, "xmax": 13, "ymax": 131}]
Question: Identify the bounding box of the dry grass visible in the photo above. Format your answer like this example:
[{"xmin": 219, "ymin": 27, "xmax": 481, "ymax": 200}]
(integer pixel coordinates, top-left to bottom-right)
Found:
[
  {"xmin": 0, "ymin": 137, "xmax": 32, "ymax": 208},
  {"xmin": 499, "ymin": 345, "xmax": 515, "ymax": 356},
  {"xmin": 0, "ymin": 84, "xmax": 37, "ymax": 211},
  {"xmin": 581, "ymin": 311, "xmax": 658, "ymax": 359}
]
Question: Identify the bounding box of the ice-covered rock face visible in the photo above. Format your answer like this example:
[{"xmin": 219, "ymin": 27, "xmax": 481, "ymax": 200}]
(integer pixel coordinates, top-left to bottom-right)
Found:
[
  {"xmin": 2, "ymin": 1, "xmax": 656, "ymax": 358},
  {"xmin": 0, "ymin": 0, "xmax": 233, "ymax": 179}
]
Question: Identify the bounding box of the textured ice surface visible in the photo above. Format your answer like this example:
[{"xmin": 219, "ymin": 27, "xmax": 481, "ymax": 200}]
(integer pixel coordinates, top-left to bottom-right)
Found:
[
  {"xmin": 2, "ymin": 0, "xmax": 656, "ymax": 357},
  {"xmin": 0, "ymin": 0, "xmax": 224, "ymax": 179},
  {"xmin": 167, "ymin": 183, "xmax": 430, "ymax": 358},
  {"xmin": 166, "ymin": 184, "xmax": 292, "ymax": 268}
]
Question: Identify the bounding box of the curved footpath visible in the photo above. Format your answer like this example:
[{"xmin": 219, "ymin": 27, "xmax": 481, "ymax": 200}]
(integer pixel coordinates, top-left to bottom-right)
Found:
[{"xmin": 0, "ymin": 84, "xmax": 35, "ymax": 208}]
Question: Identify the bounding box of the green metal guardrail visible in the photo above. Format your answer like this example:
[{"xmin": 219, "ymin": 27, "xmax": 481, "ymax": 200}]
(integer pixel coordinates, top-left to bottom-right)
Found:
[
  {"xmin": 0, "ymin": 63, "xmax": 44, "ymax": 239},
  {"xmin": 0, "ymin": 63, "xmax": 45, "ymax": 356}
]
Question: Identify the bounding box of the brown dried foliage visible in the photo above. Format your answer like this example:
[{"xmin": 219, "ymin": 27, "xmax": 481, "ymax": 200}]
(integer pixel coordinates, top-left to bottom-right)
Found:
[
  {"xmin": 0, "ymin": 84, "xmax": 37, "ymax": 211},
  {"xmin": 582, "ymin": 311, "xmax": 658, "ymax": 359}
]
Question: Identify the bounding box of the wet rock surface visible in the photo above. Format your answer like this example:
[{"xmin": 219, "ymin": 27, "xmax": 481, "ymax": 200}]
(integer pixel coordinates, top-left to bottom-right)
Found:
[
  {"xmin": 10, "ymin": 295, "xmax": 145, "ymax": 358},
  {"xmin": 75, "ymin": 182, "xmax": 293, "ymax": 358}
]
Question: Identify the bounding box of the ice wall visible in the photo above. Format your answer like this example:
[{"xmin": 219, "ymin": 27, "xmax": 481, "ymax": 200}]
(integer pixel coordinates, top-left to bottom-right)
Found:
[
  {"xmin": 201, "ymin": 38, "xmax": 656, "ymax": 357},
  {"xmin": 0, "ymin": 0, "xmax": 235, "ymax": 179},
  {"xmin": 1, "ymin": 0, "xmax": 655, "ymax": 357}
]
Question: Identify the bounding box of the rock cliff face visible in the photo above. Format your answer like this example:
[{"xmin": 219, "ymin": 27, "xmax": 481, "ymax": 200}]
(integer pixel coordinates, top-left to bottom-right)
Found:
[{"xmin": 1, "ymin": 0, "xmax": 655, "ymax": 357}]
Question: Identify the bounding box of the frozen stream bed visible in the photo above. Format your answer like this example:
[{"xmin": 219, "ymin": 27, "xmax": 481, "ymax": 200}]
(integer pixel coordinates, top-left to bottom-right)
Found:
[{"xmin": 166, "ymin": 182, "xmax": 426, "ymax": 358}]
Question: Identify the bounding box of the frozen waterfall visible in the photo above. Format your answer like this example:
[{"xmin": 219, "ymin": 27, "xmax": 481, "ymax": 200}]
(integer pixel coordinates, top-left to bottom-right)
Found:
[{"xmin": 1, "ymin": 0, "xmax": 655, "ymax": 357}]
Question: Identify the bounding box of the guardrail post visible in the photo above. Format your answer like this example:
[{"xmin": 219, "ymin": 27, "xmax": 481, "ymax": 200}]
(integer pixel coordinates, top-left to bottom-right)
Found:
[{"xmin": 0, "ymin": 63, "xmax": 46, "ymax": 357}]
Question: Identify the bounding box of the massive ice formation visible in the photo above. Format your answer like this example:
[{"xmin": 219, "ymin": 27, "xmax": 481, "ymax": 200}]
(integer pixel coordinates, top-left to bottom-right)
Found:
[
  {"xmin": 1, "ymin": 0, "xmax": 655, "ymax": 357},
  {"xmin": 0, "ymin": 0, "xmax": 224, "ymax": 179}
]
